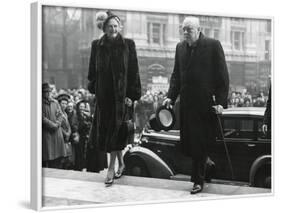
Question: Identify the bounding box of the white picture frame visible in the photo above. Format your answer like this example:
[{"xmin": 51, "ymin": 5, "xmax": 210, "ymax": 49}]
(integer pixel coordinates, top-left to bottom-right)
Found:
[{"xmin": 31, "ymin": 0, "xmax": 274, "ymax": 211}]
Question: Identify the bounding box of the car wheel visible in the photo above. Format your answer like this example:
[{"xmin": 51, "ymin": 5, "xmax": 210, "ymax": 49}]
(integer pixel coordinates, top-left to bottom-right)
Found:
[
  {"xmin": 126, "ymin": 157, "xmax": 150, "ymax": 177},
  {"xmin": 253, "ymin": 165, "xmax": 271, "ymax": 188}
]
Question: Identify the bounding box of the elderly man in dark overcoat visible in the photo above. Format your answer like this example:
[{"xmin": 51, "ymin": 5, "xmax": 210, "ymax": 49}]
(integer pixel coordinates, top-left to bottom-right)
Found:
[{"xmin": 163, "ymin": 16, "xmax": 229, "ymax": 194}]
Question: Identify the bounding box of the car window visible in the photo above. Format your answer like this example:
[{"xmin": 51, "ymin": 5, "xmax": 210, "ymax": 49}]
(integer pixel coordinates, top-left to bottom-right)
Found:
[
  {"xmin": 222, "ymin": 117, "xmax": 254, "ymax": 139},
  {"xmin": 223, "ymin": 118, "xmax": 236, "ymax": 130},
  {"xmin": 241, "ymin": 119, "xmax": 253, "ymax": 131},
  {"xmin": 240, "ymin": 119, "xmax": 254, "ymax": 138},
  {"xmin": 223, "ymin": 118, "xmax": 237, "ymax": 138}
]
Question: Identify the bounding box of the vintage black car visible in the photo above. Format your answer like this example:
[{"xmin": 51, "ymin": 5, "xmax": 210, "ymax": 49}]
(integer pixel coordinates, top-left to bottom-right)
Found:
[{"xmin": 124, "ymin": 107, "xmax": 271, "ymax": 188}]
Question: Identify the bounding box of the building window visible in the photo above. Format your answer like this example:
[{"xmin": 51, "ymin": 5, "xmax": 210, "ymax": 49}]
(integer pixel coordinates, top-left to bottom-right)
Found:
[
  {"xmin": 147, "ymin": 22, "xmax": 166, "ymax": 45},
  {"xmin": 233, "ymin": 31, "xmax": 240, "ymax": 49},
  {"xmin": 231, "ymin": 30, "xmax": 245, "ymax": 50},
  {"xmin": 162, "ymin": 24, "xmax": 166, "ymax": 45},
  {"xmin": 147, "ymin": 23, "xmax": 150, "ymax": 43},
  {"xmin": 214, "ymin": 29, "xmax": 220, "ymax": 40},
  {"xmin": 152, "ymin": 23, "xmax": 160, "ymax": 43},
  {"xmin": 265, "ymin": 40, "xmax": 270, "ymax": 60},
  {"xmin": 266, "ymin": 20, "xmax": 271, "ymax": 33}
]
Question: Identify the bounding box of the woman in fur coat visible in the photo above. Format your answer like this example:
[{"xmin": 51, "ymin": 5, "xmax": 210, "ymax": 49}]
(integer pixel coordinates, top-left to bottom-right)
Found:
[{"xmin": 87, "ymin": 12, "xmax": 141, "ymax": 185}]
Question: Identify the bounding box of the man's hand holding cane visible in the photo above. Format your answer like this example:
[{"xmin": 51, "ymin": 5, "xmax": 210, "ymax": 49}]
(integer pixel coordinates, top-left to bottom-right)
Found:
[
  {"xmin": 212, "ymin": 104, "xmax": 223, "ymax": 114},
  {"xmin": 163, "ymin": 98, "xmax": 172, "ymax": 109}
]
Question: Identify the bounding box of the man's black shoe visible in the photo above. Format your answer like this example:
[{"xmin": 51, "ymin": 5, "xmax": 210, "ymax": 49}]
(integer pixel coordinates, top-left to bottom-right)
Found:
[{"xmin": 190, "ymin": 184, "xmax": 203, "ymax": 194}]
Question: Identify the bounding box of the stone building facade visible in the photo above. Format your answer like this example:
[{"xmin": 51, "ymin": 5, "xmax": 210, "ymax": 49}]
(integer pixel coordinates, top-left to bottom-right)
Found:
[{"xmin": 42, "ymin": 7, "xmax": 272, "ymax": 95}]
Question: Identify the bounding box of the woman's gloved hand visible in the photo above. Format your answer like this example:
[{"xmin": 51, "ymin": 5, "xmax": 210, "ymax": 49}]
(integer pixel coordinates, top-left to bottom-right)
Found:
[{"xmin": 125, "ymin": 97, "xmax": 132, "ymax": 107}]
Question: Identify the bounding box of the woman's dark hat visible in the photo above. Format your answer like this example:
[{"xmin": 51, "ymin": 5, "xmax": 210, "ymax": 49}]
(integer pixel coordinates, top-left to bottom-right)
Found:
[
  {"xmin": 56, "ymin": 93, "xmax": 70, "ymax": 102},
  {"xmin": 76, "ymin": 99, "xmax": 88, "ymax": 106},
  {"xmin": 42, "ymin": 82, "xmax": 52, "ymax": 92},
  {"xmin": 102, "ymin": 10, "xmax": 121, "ymax": 32},
  {"xmin": 76, "ymin": 99, "xmax": 89, "ymax": 110},
  {"xmin": 149, "ymin": 105, "xmax": 176, "ymax": 131}
]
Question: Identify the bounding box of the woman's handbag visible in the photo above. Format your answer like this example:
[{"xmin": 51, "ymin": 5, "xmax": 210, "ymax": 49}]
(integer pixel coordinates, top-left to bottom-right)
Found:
[
  {"xmin": 119, "ymin": 104, "xmax": 135, "ymax": 145},
  {"xmin": 122, "ymin": 119, "xmax": 135, "ymax": 136}
]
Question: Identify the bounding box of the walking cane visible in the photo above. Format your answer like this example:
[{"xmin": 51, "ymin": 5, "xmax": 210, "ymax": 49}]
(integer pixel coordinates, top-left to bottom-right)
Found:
[{"xmin": 212, "ymin": 96, "xmax": 234, "ymax": 180}]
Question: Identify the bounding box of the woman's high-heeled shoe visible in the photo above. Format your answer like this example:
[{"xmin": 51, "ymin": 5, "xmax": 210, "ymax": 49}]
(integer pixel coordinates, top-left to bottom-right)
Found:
[
  {"xmin": 105, "ymin": 177, "xmax": 114, "ymax": 185},
  {"xmin": 105, "ymin": 170, "xmax": 115, "ymax": 186},
  {"xmin": 114, "ymin": 166, "xmax": 125, "ymax": 179}
]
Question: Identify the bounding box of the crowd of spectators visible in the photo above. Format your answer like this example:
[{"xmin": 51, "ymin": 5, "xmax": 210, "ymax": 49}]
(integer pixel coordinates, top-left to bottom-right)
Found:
[
  {"xmin": 50, "ymin": 86, "xmax": 96, "ymax": 113},
  {"xmin": 134, "ymin": 88, "xmax": 269, "ymax": 132},
  {"xmin": 42, "ymin": 84, "xmax": 269, "ymax": 170},
  {"xmin": 42, "ymin": 84, "xmax": 97, "ymax": 171},
  {"xmin": 50, "ymin": 86, "xmax": 269, "ymax": 134},
  {"xmin": 228, "ymin": 91, "xmax": 268, "ymax": 108}
]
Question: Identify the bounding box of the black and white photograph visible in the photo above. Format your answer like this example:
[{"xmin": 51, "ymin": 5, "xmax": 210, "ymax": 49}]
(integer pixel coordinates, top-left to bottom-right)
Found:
[
  {"xmin": 11, "ymin": 0, "xmax": 278, "ymax": 212},
  {"xmin": 30, "ymin": 2, "xmax": 274, "ymax": 210}
]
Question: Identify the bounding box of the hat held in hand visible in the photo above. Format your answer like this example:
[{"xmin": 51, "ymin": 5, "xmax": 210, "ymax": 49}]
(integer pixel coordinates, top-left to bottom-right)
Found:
[{"xmin": 149, "ymin": 105, "xmax": 176, "ymax": 131}]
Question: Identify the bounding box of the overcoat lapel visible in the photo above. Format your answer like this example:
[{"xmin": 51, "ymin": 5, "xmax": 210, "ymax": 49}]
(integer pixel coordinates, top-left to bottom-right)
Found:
[
  {"xmin": 180, "ymin": 41, "xmax": 188, "ymax": 72},
  {"xmin": 195, "ymin": 38, "xmax": 207, "ymax": 58}
]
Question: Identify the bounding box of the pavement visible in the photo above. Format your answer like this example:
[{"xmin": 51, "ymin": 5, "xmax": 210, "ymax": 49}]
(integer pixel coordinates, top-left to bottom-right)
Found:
[{"xmin": 42, "ymin": 168, "xmax": 271, "ymax": 209}]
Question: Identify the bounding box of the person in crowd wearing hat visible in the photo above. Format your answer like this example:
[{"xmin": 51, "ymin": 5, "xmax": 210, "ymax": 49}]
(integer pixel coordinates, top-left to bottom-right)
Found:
[
  {"xmin": 57, "ymin": 93, "xmax": 72, "ymax": 141},
  {"xmin": 66, "ymin": 101, "xmax": 79, "ymax": 167},
  {"xmin": 163, "ymin": 16, "xmax": 229, "ymax": 194},
  {"xmin": 49, "ymin": 84, "xmax": 58, "ymax": 99},
  {"xmin": 73, "ymin": 100, "xmax": 92, "ymax": 171},
  {"xmin": 57, "ymin": 93, "xmax": 73, "ymax": 169},
  {"xmin": 87, "ymin": 11, "xmax": 141, "ymax": 185},
  {"xmin": 42, "ymin": 83, "xmax": 67, "ymax": 168}
]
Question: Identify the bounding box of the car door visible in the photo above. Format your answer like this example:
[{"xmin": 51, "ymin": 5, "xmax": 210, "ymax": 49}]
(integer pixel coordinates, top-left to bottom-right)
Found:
[
  {"xmin": 253, "ymin": 118, "xmax": 271, "ymax": 157},
  {"xmin": 209, "ymin": 115, "xmax": 260, "ymax": 182}
]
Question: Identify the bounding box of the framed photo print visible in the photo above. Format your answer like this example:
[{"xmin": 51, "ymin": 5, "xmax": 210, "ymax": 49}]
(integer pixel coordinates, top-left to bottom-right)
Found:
[{"xmin": 31, "ymin": 0, "xmax": 273, "ymax": 211}]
